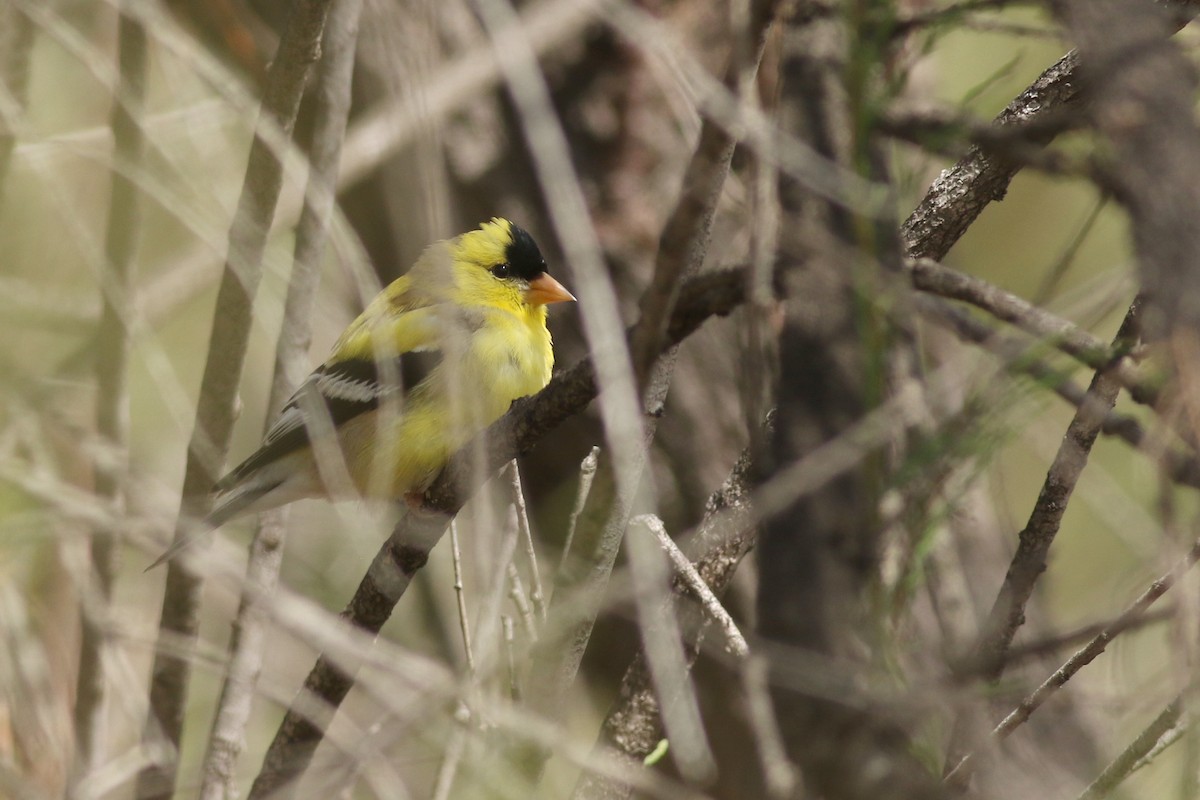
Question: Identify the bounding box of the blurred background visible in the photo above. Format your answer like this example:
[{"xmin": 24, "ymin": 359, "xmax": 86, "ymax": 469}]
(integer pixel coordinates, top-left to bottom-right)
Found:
[{"xmin": 1, "ymin": 0, "xmax": 1196, "ymax": 798}]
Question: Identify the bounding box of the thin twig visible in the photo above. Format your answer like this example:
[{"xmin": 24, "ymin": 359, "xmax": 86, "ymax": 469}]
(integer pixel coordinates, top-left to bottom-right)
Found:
[
  {"xmin": 944, "ymin": 298, "xmax": 1144, "ymax": 776},
  {"xmin": 1128, "ymin": 716, "xmax": 1188, "ymax": 775},
  {"xmin": 559, "ymin": 447, "xmax": 600, "ymax": 575},
  {"xmin": 450, "ymin": 520, "xmax": 476, "ymax": 675},
  {"xmin": 741, "ymin": 654, "xmax": 799, "ymax": 800},
  {"xmin": 625, "ymin": 516, "xmax": 715, "ymax": 783},
  {"xmin": 431, "ymin": 723, "xmax": 469, "ymax": 800},
  {"xmin": 944, "ymin": 531, "xmax": 1200, "ymax": 785},
  {"xmin": 502, "ymin": 616, "xmax": 520, "ymax": 702},
  {"xmin": 197, "ymin": 2, "xmax": 362, "ymax": 797},
  {"xmin": 908, "ymin": 258, "xmax": 1156, "ymax": 406},
  {"xmin": 1076, "ymin": 698, "xmax": 1183, "ymax": 800},
  {"xmin": 952, "ymin": 608, "xmax": 1171, "ymax": 676},
  {"xmin": 639, "ymin": 515, "xmax": 748, "ymax": 658},
  {"xmin": 0, "ymin": 2, "xmax": 33, "ymax": 217},
  {"xmin": 73, "ymin": 1, "xmax": 146, "ymax": 780},
  {"xmin": 508, "ymin": 461, "xmax": 547, "ymax": 623},
  {"xmin": 476, "ymin": 504, "xmax": 524, "ymax": 685},
  {"xmin": 506, "ymin": 562, "xmax": 538, "ymax": 642},
  {"xmin": 916, "ymin": 296, "xmax": 1200, "ymax": 491},
  {"xmin": 138, "ymin": 1, "xmax": 338, "ymax": 796},
  {"xmin": 573, "ymin": 449, "xmax": 760, "ymax": 800}
]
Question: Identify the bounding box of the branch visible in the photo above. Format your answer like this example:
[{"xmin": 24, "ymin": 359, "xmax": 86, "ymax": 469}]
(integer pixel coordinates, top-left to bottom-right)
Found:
[
  {"xmin": 0, "ymin": 3, "xmax": 33, "ymax": 217},
  {"xmin": 247, "ymin": 267, "xmax": 749, "ymax": 797},
  {"xmin": 639, "ymin": 514, "xmax": 749, "ymax": 659},
  {"xmin": 1049, "ymin": 0, "xmax": 1200, "ymax": 338},
  {"xmin": 971, "ymin": 294, "xmax": 1140, "ymax": 680},
  {"xmin": 1076, "ymin": 698, "xmax": 1184, "ymax": 800},
  {"xmin": 73, "ymin": 2, "xmax": 146, "ymax": 779},
  {"xmin": 899, "ymin": 1, "xmax": 1200, "ymax": 262},
  {"xmin": 944, "ymin": 533, "xmax": 1200, "ymax": 786},
  {"xmin": 915, "ymin": 296, "xmax": 1200, "ymax": 490},
  {"xmin": 629, "ymin": 0, "xmax": 777, "ymax": 387},
  {"xmin": 573, "ymin": 450, "xmax": 759, "ymax": 800},
  {"xmin": 71, "ymin": 1, "xmax": 147, "ymax": 782},
  {"xmin": 909, "ymin": 258, "xmax": 1157, "ymax": 406},
  {"xmin": 900, "ymin": 50, "xmax": 1082, "ymax": 261},
  {"xmin": 956, "ymin": 299, "xmax": 1142, "ymax": 743},
  {"xmin": 137, "ymin": 1, "xmax": 336, "ymax": 797},
  {"xmin": 199, "ymin": 1, "xmax": 363, "ymax": 797}
]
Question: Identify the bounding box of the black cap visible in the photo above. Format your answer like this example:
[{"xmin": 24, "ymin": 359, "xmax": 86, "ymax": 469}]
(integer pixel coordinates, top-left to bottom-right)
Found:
[{"xmin": 505, "ymin": 224, "xmax": 548, "ymax": 281}]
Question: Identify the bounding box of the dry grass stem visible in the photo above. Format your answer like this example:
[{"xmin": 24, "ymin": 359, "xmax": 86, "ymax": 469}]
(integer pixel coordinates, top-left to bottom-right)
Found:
[{"xmin": 508, "ymin": 461, "xmax": 547, "ymax": 623}]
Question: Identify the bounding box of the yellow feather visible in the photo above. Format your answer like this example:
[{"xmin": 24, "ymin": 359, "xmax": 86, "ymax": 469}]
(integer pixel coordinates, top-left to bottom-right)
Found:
[{"xmin": 205, "ymin": 218, "xmax": 567, "ymax": 525}]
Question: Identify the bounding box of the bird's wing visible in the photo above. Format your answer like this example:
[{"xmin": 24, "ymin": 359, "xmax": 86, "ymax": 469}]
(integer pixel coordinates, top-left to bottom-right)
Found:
[{"xmin": 214, "ymin": 301, "xmax": 451, "ymax": 492}]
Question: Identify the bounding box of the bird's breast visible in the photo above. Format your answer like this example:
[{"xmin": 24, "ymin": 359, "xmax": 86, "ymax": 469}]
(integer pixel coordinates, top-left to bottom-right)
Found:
[{"xmin": 469, "ymin": 314, "xmax": 554, "ymax": 405}]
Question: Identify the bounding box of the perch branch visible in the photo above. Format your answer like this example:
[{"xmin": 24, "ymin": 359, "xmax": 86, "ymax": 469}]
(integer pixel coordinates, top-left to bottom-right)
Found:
[{"xmin": 247, "ymin": 267, "xmax": 750, "ymax": 797}]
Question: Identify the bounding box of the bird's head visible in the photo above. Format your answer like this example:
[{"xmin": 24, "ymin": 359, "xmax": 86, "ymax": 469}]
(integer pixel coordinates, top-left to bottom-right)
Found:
[{"xmin": 449, "ymin": 218, "xmax": 575, "ymax": 312}]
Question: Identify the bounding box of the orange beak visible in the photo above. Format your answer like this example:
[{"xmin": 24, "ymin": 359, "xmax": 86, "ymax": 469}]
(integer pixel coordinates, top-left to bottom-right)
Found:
[{"xmin": 525, "ymin": 273, "xmax": 576, "ymax": 306}]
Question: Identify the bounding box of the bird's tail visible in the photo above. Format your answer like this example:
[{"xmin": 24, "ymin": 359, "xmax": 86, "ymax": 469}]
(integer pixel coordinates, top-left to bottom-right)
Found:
[{"xmin": 144, "ymin": 476, "xmax": 283, "ymax": 570}]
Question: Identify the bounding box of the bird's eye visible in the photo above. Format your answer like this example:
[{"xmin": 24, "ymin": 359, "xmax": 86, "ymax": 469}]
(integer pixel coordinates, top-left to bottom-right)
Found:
[{"xmin": 491, "ymin": 263, "xmax": 511, "ymax": 279}]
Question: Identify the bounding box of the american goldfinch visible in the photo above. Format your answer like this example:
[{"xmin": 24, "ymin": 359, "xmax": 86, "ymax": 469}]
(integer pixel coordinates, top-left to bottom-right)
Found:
[{"xmin": 155, "ymin": 219, "xmax": 572, "ymax": 566}]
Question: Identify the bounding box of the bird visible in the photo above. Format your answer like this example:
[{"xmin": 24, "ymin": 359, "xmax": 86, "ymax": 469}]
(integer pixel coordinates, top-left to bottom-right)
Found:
[{"xmin": 152, "ymin": 218, "xmax": 574, "ymax": 567}]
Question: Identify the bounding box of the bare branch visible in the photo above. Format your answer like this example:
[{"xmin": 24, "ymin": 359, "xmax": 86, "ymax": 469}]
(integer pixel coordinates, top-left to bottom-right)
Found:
[
  {"xmin": 942, "ymin": 298, "xmax": 1144, "ymax": 776},
  {"xmin": 944, "ymin": 513, "xmax": 1200, "ymax": 786},
  {"xmin": 560, "ymin": 447, "xmax": 601, "ymax": 574},
  {"xmin": 900, "ymin": 3, "xmax": 1200, "ymax": 261},
  {"xmin": 628, "ymin": 0, "xmax": 777, "ymax": 387},
  {"xmin": 624, "ymin": 515, "xmax": 714, "ymax": 783},
  {"xmin": 900, "ymin": 50, "xmax": 1082, "ymax": 261},
  {"xmin": 909, "ymin": 258, "xmax": 1156, "ymax": 406},
  {"xmin": 73, "ymin": 1, "xmax": 146, "ymax": 779},
  {"xmin": 915, "ymin": 296, "xmax": 1200, "ymax": 490},
  {"xmin": 574, "ymin": 449, "xmax": 761, "ymax": 800},
  {"xmin": 198, "ymin": 2, "xmax": 363, "ymax": 797},
  {"xmin": 1050, "ymin": 0, "xmax": 1200, "ymax": 338},
  {"xmin": 975, "ymin": 298, "xmax": 1144, "ymax": 678},
  {"xmin": 0, "ymin": 3, "xmax": 33, "ymax": 216},
  {"xmin": 508, "ymin": 462, "xmax": 546, "ymax": 624},
  {"xmin": 638, "ymin": 515, "xmax": 748, "ymax": 658},
  {"xmin": 138, "ymin": 1, "xmax": 337, "ymax": 796},
  {"xmin": 450, "ymin": 521, "xmax": 476, "ymax": 675},
  {"xmin": 1076, "ymin": 698, "xmax": 1183, "ymax": 800}
]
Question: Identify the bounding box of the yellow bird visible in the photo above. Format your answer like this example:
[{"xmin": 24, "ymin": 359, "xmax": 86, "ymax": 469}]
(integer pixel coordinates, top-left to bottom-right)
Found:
[{"xmin": 154, "ymin": 219, "xmax": 573, "ymax": 566}]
